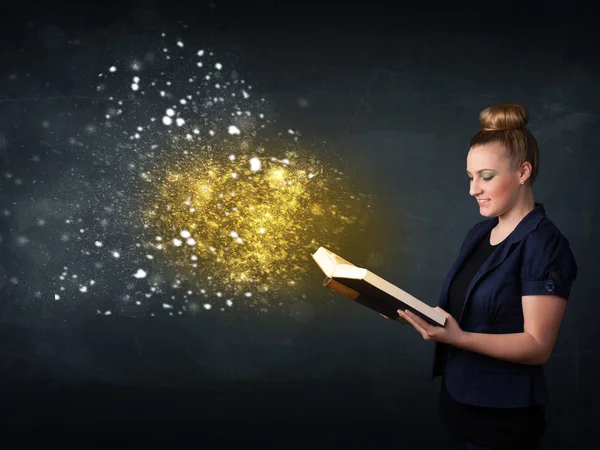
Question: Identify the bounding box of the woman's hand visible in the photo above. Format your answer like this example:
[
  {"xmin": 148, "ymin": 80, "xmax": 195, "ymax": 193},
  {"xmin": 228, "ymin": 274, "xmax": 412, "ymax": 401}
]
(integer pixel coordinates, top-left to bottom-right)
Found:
[{"xmin": 398, "ymin": 307, "xmax": 466, "ymax": 347}]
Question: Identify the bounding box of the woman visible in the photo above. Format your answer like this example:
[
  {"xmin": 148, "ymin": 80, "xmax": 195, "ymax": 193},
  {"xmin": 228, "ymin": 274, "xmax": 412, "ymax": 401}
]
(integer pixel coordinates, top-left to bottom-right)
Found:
[{"xmin": 397, "ymin": 101, "xmax": 578, "ymax": 449}]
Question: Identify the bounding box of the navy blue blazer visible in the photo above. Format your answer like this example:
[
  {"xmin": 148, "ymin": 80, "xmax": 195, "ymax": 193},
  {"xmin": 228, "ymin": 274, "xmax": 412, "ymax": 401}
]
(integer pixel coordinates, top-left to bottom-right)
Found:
[{"xmin": 431, "ymin": 203, "xmax": 578, "ymax": 408}]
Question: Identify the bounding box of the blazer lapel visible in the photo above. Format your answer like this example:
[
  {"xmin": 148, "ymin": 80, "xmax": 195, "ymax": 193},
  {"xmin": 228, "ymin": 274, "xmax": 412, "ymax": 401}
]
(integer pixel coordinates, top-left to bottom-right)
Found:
[
  {"xmin": 438, "ymin": 203, "xmax": 546, "ymax": 321},
  {"xmin": 458, "ymin": 232, "xmax": 515, "ymax": 324},
  {"xmin": 457, "ymin": 204, "xmax": 547, "ymax": 323},
  {"xmin": 439, "ymin": 221, "xmax": 495, "ymax": 311}
]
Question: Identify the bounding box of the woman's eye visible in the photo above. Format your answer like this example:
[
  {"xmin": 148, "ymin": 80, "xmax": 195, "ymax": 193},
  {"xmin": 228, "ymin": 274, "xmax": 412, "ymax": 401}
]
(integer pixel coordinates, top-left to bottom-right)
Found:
[{"xmin": 482, "ymin": 176, "xmax": 493, "ymax": 181}]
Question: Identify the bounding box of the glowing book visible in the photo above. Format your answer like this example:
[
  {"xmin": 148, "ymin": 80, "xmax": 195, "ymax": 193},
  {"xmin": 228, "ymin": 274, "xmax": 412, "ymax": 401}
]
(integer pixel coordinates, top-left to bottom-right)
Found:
[{"xmin": 312, "ymin": 247, "xmax": 446, "ymax": 327}]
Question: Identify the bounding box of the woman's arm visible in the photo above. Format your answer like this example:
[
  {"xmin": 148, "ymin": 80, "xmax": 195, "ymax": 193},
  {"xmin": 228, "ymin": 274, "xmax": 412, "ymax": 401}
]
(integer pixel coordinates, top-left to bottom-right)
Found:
[
  {"xmin": 457, "ymin": 294, "xmax": 567, "ymax": 365},
  {"xmin": 400, "ymin": 294, "xmax": 567, "ymax": 365}
]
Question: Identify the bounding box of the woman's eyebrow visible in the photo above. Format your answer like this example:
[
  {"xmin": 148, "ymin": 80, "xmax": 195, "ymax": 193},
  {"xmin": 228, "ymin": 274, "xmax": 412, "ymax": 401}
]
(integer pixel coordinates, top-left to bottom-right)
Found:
[{"xmin": 466, "ymin": 168, "xmax": 495, "ymax": 174}]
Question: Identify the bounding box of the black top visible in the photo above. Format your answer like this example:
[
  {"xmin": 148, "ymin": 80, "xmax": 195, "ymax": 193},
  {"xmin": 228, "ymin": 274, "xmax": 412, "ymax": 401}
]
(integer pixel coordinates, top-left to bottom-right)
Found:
[{"xmin": 438, "ymin": 229, "xmax": 546, "ymax": 449}]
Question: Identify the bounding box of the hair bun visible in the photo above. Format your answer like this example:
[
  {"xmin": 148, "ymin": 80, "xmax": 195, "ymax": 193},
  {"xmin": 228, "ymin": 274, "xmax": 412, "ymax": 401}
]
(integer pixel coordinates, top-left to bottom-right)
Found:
[{"xmin": 479, "ymin": 101, "xmax": 529, "ymax": 131}]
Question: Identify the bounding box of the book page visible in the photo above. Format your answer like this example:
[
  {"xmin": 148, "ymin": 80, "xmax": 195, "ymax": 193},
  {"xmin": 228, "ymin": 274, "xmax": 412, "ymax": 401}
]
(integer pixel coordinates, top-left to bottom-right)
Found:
[
  {"xmin": 327, "ymin": 252, "xmax": 357, "ymax": 268},
  {"xmin": 332, "ymin": 264, "xmax": 367, "ymax": 280},
  {"xmin": 312, "ymin": 247, "xmax": 364, "ymax": 279},
  {"xmin": 317, "ymin": 247, "xmax": 357, "ymax": 267}
]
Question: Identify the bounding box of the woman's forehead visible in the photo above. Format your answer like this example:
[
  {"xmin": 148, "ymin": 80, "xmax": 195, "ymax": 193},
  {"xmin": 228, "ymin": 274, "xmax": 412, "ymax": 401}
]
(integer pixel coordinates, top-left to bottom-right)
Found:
[{"xmin": 467, "ymin": 143, "xmax": 510, "ymax": 169}]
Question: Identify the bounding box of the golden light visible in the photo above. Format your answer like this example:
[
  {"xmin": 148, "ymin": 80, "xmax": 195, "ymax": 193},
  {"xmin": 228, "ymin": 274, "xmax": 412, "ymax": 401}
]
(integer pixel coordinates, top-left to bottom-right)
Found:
[{"xmin": 137, "ymin": 140, "xmax": 373, "ymax": 302}]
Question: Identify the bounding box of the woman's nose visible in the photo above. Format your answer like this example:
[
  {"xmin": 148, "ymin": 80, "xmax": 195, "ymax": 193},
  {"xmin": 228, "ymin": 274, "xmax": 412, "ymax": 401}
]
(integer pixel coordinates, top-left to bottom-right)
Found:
[{"xmin": 470, "ymin": 180, "xmax": 482, "ymax": 196}]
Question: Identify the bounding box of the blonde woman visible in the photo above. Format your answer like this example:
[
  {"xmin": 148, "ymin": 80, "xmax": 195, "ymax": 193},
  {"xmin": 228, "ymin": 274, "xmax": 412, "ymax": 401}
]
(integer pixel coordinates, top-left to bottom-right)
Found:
[{"xmin": 399, "ymin": 102, "xmax": 578, "ymax": 450}]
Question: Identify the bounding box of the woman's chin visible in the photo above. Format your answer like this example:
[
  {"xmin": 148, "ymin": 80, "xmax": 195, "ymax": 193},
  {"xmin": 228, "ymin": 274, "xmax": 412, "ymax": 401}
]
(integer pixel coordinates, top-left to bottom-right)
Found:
[{"xmin": 478, "ymin": 204, "xmax": 494, "ymax": 217}]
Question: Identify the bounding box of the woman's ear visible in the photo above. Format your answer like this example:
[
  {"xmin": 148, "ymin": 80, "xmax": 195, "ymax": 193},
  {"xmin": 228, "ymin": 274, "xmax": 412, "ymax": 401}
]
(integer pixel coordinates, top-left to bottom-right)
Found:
[{"xmin": 519, "ymin": 161, "xmax": 532, "ymax": 181}]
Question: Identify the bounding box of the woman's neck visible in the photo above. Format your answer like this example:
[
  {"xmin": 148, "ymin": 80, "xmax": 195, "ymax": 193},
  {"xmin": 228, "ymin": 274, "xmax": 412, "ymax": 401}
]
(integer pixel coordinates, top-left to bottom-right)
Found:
[{"xmin": 496, "ymin": 190, "xmax": 535, "ymax": 233}]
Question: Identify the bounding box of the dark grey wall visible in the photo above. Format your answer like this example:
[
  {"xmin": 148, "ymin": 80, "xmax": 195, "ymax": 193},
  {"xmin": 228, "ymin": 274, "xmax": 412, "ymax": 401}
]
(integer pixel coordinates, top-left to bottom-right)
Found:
[{"xmin": 0, "ymin": 1, "xmax": 598, "ymax": 449}]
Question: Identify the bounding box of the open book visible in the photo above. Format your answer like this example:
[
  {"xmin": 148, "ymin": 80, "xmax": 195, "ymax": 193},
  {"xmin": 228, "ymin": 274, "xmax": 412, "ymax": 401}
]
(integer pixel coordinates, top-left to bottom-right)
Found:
[{"xmin": 312, "ymin": 247, "xmax": 446, "ymax": 327}]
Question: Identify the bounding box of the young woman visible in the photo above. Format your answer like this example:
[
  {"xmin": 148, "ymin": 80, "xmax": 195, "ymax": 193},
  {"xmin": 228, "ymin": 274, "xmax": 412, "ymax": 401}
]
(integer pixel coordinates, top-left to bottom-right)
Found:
[{"xmin": 398, "ymin": 101, "xmax": 578, "ymax": 450}]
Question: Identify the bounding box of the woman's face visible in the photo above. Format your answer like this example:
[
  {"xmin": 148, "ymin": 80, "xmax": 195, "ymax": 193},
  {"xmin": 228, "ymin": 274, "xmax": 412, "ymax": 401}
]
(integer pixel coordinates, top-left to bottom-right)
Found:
[{"xmin": 466, "ymin": 142, "xmax": 522, "ymax": 218}]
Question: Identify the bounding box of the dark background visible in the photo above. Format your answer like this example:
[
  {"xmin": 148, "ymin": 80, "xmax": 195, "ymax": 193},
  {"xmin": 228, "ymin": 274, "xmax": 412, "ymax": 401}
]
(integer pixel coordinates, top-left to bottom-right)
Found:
[{"xmin": 0, "ymin": 1, "xmax": 598, "ymax": 449}]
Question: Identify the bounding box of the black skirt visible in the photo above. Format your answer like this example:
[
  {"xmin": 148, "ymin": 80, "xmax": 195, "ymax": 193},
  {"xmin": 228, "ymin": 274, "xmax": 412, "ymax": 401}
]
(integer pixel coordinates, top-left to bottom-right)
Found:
[{"xmin": 439, "ymin": 376, "xmax": 546, "ymax": 450}]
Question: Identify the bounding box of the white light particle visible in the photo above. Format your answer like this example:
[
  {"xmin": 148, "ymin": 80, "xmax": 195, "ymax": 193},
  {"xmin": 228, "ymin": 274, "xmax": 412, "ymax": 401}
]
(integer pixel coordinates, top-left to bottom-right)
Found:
[
  {"xmin": 176, "ymin": 118, "xmax": 185, "ymax": 126},
  {"xmin": 203, "ymin": 303, "xmax": 212, "ymax": 310},
  {"xmin": 215, "ymin": 62, "xmax": 222, "ymax": 70},
  {"xmin": 229, "ymin": 154, "xmax": 236, "ymax": 161},
  {"xmin": 133, "ymin": 269, "xmax": 147, "ymax": 279},
  {"xmin": 163, "ymin": 303, "xmax": 173, "ymax": 309},
  {"xmin": 166, "ymin": 108, "xmax": 175, "ymax": 117},
  {"xmin": 162, "ymin": 116, "xmax": 173, "ymax": 125},
  {"xmin": 226, "ymin": 299, "xmax": 233, "ymax": 307},
  {"xmin": 173, "ymin": 238, "xmax": 183, "ymax": 247},
  {"xmin": 113, "ymin": 251, "xmax": 120, "ymax": 258},
  {"xmin": 249, "ymin": 157, "xmax": 261, "ymax": 171},
  {"xmin": 95, "ymin": 241, "xmax": 103, "ymax": 247},
  {"xmin": 131, "ymin": 83, "xmax": 139, "ymax": 91},
  {"xmin": 228, "ymin": 125, "xmax": 240, "ymax": 135},
  {"xmin": 177, "ymin": 41, "xmax": 184, "ymax": 47},
  {"xmin": 197, "ymin": 50, "xmax": 204, "ymax": 56},
  {"xmin": 231, "ymin": 172, "xmax": 237, "ymax": 178},
  {"xmin": 109, "ymin": 66, "xmax": 117, "ymax": 72},
  {"xmin": 186, "ymin": 238, "xmax": 196, "ymax": 246},
  {"xmin": 180, "ymin": 230, "xmax": 191, "ymax": 238},
  {"xmin": 229, "ymin": 231, "xmax": 239, "ymax": 238},
  {"xmin": 258, "ymin": 228, "xmax": 265, "ymax": 234},
  {"xmin": 54, "ymin": 294, "xmax": 60, "ymax": 301}
]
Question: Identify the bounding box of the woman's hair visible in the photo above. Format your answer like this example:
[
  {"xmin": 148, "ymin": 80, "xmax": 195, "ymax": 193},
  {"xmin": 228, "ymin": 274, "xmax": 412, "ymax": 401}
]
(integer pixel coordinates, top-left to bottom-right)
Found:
[{"xmin": 470, "ymin": 101, "xmax": 540, "ymax": 185}]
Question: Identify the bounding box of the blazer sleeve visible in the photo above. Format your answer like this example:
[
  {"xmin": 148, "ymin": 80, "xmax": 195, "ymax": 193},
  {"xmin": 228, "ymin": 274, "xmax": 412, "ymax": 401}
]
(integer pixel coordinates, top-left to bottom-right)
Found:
[{"xmin": 520, "ymin": 230, "xmax": 578, "ymax": 300}]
